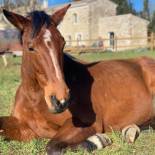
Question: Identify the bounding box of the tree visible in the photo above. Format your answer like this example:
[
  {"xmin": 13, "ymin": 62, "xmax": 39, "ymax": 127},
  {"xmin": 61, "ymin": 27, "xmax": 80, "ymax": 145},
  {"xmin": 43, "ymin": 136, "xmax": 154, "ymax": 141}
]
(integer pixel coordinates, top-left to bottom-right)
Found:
[
  {"xmin": 3, "ymin": 0, "xmax": 14, "ymax": 10},
  {"xmin": 149, "ymin": 11, "xmax": 155, "ymax": 32},
  {"xmin": 1, "ymin": 0, "xmax": 39, "ymax": 11},
  {"xmin": 141, "ymin": 0, "xmax": 150, "ymax": 20},
  {"xmin": 27, "ymin": 0, "xmax": 38, "ymax": 10},
  {"xmin": 111, "ymin": 0, "xmax": 136, "ymax": 15},
  {"xmin": 128, "ymin": 0, "xmax": 137, "ymax": 15}
]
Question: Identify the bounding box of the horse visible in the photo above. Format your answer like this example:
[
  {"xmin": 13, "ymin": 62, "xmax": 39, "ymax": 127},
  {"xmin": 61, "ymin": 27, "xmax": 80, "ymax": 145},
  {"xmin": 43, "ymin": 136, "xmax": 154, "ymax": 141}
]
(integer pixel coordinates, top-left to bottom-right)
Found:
[{"xmin": 1, "ymin": 4, "xmax": 155, "ymax": 155}]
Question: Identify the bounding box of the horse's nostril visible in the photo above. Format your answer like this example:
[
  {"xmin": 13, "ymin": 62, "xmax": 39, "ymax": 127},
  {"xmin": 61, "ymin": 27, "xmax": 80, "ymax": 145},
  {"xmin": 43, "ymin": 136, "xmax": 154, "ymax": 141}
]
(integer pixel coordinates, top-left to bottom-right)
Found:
[
  {"xmin": 50, "ymin": 96, "xmax": 59, "ymax": 106},
  {"xmin": 49, "ymin": 95, "xmax": 70, "ymax": 113},
  {"xmin": 51, "ymin": 96, "xmax": 56, "ymax": 101}
]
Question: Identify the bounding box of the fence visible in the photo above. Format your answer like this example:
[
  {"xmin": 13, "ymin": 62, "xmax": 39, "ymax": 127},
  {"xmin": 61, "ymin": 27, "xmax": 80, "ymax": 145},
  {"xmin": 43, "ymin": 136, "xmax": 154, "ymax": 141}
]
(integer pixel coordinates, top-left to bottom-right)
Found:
[
  {"xmin": 64, "ymin": 33, "xmax": 155, "ymax": 53},
  {"xmin": 0, "ymin": 34, "xmax": 155, "ymax": 66}
]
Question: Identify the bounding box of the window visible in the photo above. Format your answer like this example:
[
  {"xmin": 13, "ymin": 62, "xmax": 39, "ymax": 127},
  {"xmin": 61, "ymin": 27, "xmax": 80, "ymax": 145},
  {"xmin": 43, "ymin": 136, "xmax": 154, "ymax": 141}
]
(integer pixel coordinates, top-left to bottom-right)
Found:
[
  {"xmin": 76, "ymin": 33, "xmax": 83, "ymax": 46},
  {"xmin": 109, "ymin": 32, "xmax": 115, "ymax": 49},
  {"xmin": 73, "ymin": 13, "xmax": 78, "ymax": 23},
  {"xmin": 77, "ymin": 34, "xmax": 82, "ymax": 41},
  {"xmin": 66, "ymin": 35, "xmax": 72, "ymax": 46}
]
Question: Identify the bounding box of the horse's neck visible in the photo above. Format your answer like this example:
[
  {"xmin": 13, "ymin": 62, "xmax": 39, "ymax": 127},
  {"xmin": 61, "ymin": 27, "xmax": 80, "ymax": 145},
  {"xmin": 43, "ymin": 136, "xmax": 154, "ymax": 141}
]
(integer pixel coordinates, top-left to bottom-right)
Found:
[
  {"xmin": 63, "ymin": 54, "xmax": 99, "ymax": 89},
  {"xmin": 63, "ymin": 54, "xmax": 85, "ymax": 85},
  {"xmin": 64, "ymin": 54, "xmax": 80, "ymax": 73},
  {"xmin": 21, "ymin": 56, "xmax": 41, "ymax": 92}
]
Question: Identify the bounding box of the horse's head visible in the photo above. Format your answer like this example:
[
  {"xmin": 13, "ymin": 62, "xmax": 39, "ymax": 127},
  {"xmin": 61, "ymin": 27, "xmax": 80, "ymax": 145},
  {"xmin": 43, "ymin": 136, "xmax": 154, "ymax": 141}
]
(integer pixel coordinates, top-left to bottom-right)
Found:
[{"xmin": 3, "ymin": 4, "xmax": 71, "ymax": 113}]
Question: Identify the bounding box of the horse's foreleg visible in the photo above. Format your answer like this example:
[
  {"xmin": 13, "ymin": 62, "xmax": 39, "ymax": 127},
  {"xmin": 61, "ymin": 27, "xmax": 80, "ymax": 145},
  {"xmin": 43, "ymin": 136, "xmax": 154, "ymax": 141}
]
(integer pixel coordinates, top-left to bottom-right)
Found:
[
  {"xmin": 0, "ymin": 116, "xmax": 37, "ymax": 141},
  {"xmin": 46, "ymin": 119, "xmax": 111, "ymax": 155},
  {"xmin": 122, "ymin": 124, "xmax": 140, "ymax": 143}
]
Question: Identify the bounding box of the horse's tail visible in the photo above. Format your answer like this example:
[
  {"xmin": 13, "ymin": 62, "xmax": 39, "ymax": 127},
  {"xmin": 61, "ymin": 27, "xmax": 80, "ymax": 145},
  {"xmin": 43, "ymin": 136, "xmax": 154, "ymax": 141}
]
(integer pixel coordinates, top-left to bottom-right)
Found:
[
  {"xmin": 0, "ymin": 116, "xmax": 37, "ymax": 141},
  {"xmin": 137, "ymin": 57, "xmax": 155, "ymax": 94}
]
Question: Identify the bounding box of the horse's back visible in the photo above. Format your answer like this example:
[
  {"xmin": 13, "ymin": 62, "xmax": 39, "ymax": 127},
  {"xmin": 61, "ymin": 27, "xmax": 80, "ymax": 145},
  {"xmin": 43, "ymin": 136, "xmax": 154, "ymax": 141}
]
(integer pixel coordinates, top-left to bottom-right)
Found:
[
  {"xmin": 87, "ymin": 57, "xmax": 155, "ymax": 131},
  {"xmin": 136, "ymin": 56, "xmax": 155, "ymax": 94}
]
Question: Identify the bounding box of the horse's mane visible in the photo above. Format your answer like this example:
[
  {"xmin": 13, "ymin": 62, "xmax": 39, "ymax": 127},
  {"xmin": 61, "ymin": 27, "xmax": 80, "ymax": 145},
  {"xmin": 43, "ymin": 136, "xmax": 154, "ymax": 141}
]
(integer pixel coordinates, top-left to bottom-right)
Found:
[
  {"xmin": 64, "ymin": 53, "xmax": 99, "ymax": 69},
  {"xmin": 27, "ymin": 11, "xmax": 52, "ymax": 38}
]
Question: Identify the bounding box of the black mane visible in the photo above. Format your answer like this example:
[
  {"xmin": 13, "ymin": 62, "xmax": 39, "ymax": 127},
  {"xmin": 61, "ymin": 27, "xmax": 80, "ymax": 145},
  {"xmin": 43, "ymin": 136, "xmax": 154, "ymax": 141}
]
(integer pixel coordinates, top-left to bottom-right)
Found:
[{"xmin": 27, "ymin": 11, "xmax": 52, "ymax": 38}]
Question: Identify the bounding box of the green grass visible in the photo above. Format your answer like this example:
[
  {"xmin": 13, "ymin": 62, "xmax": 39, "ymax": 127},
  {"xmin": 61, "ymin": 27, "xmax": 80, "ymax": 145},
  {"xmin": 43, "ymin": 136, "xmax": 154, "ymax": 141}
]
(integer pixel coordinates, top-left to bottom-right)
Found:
[
  {"xmin": 0, "ymin": 50, "xmax": 155, "ymax": 155},
  {"xmin": 74, "ymin": 49, "xmax": 155, "ymax": 62}
]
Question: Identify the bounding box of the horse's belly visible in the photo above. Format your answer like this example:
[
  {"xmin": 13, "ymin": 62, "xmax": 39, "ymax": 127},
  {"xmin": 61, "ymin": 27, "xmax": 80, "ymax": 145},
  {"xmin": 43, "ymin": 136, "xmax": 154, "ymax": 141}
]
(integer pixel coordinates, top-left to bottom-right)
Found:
[{"xmin": 90, "ymin": 72, "xmax": 153, "ymax": 132}]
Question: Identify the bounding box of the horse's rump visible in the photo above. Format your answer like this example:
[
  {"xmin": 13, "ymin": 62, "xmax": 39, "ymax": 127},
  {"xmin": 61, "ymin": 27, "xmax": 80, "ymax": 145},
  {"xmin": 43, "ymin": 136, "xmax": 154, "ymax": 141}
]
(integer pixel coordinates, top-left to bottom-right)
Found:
[{"xmin": 136, "ymin": 57, "xmax": 155, "ymax": 94}]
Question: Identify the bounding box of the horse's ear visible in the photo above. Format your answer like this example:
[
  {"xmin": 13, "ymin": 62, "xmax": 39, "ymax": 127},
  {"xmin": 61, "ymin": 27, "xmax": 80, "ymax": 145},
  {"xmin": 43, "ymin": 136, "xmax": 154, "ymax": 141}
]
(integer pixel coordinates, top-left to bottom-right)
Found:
[
  {"xmin": 3, "ymin": 9, "xmax": 29, "ymax": 30},
  {"xmin": 51, "ymin": 4, "xmax": 71, "ymax": 26}
]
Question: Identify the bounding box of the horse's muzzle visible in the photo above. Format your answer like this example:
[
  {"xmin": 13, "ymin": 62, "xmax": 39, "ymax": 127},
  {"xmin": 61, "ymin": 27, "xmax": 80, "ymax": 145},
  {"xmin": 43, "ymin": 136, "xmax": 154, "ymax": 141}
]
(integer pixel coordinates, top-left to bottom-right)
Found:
[{"xmin": 50, "ymin": 96, "xmax": 70, "ymax": 114}]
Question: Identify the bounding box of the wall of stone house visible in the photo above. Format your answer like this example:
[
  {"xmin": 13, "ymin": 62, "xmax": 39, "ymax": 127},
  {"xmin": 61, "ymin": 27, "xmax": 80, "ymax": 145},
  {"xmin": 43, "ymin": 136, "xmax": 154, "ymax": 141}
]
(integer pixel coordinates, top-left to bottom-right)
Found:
[
  {"xmin": 99, "ymin": 15, "xmax": 131, "ymax": 50},
  {"xmin": 59, "ymin": 4, "xmax": 90, "ymax": 47},
  {"xmin": 89, "ymin": 0, "xmax": 117, "ymax": 41},
  {"xmin": 98, "ymin": 14, "xmax": 148, "ymax": 50},
  {"xmin": 57, "ymin": 0, "xmax": 117, "ymax": 46},
  {"xmin": 130, "ymin": 16, "xmax": 149, "ymax": 48}
]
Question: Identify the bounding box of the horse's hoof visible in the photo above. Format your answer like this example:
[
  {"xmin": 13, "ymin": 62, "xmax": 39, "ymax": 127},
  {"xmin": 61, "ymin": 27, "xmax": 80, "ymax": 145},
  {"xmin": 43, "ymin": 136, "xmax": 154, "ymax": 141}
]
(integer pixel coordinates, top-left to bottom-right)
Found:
[
  {"xmin": 86, "ymin": 133, "xmax": 112, "ymax": 151},
  {"xmin": 122, "ymin": 124, "xmax": 140, "ymax": 143},
  {"xmin": 46, "ymin": 145, "xmax": 63, "ymax": 155},
  {"xmin": 0, "ymin": 129, "xmax": 4, "ymax": 136},
  {"xmin": 46, "ymin": 141, "xmax": 66, "ymax": 155}
]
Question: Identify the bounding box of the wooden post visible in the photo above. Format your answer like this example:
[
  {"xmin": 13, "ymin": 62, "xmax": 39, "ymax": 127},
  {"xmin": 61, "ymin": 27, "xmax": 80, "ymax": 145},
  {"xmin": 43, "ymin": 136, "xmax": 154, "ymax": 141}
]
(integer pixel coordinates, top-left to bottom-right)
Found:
[
  {"xmin": 115, "ymin": 36, "xmax": 117, "ymax": 52},
  {"xmin": 153, "ymin": 33, "xmax": 155, "ymax": 50},
  {"xmin": 150, "ymin": 32, "xmax": 154, "ymax": 51},
  {"xmin": 2, "ymin": 55, "xmax": 8, "ymax": 67}
]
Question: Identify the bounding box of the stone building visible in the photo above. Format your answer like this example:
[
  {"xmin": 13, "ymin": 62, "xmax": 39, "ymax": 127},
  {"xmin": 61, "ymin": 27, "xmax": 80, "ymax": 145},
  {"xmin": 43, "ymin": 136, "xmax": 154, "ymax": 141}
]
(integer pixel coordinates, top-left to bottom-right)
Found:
[
  {"xmin": 99, "ymin": 14, "xmax": 149, "ymax": 50},
  {"xmin": 51, "ymin": 0, "xmax": 117, "ymax": 46},
  {"xmin": 49, "ymin": 0, "xmax": 149, "ymax": 50},
  {"xmin": 0, "ymin": 0, "xmax": 149, "ymax": 51}
]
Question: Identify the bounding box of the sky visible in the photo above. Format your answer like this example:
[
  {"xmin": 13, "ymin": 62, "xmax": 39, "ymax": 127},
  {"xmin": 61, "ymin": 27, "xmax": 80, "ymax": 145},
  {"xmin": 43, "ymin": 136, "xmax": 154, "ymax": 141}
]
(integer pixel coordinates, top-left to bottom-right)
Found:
[
  {"xmin": 131, "ymin": 0, "xmax": 155, "ymax": 12},
  {"xmin": 131, "ymin": 0, "xmax": 143, "ymax": 11},
  {"xmin": 48, "ymin": 0, "xmax": 155, "ymax": 12},
  {"xmin": 48, "ymin": 0, "xmax": 71, "ymax": 6}
]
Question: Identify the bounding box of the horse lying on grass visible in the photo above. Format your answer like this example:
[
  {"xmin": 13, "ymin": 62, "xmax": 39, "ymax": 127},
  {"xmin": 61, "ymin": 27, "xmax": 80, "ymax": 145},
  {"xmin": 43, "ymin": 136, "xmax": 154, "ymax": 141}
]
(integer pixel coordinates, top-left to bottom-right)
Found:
[{"xmin": 1, "ymin": 4, "xmax": 155, "ymax": 155}]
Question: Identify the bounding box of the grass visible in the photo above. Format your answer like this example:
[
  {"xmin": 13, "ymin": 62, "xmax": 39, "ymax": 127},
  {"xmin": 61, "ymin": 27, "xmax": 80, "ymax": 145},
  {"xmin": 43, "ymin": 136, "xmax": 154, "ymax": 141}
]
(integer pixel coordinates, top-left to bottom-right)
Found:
[
  {"xmin": 74, "ymin": 49, "xmax": 155, "ymax": 62},
  {"xmin": 0, "ymin": 50, "xmax": 155, "ymax": 155}
]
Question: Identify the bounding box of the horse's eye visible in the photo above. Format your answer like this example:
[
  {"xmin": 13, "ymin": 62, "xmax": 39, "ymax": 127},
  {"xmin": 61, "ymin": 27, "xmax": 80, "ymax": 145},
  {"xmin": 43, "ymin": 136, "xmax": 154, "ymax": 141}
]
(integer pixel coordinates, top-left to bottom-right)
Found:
[
  {"xmin": 28, "ymin": 42, "xmax": 35, "ymax": 52},
  {"xmin": 28, "ymin": 47, "xmax": 35, "ymax": 52}
]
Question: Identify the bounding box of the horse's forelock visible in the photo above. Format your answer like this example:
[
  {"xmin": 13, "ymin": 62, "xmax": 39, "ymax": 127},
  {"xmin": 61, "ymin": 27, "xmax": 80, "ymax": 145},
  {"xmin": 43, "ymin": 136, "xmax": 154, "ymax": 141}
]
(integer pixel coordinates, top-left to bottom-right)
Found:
[{"xmin": 27, "ymin": 11, "xmax": 52, "ymax": 39}]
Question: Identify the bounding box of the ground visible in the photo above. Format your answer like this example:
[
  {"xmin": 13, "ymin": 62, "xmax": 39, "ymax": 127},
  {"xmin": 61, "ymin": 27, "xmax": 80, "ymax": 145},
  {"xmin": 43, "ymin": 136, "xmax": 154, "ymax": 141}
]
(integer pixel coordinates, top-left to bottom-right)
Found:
[{"xmin": 0, "ymin": 50, "xmax": 155, "ymax": 155}]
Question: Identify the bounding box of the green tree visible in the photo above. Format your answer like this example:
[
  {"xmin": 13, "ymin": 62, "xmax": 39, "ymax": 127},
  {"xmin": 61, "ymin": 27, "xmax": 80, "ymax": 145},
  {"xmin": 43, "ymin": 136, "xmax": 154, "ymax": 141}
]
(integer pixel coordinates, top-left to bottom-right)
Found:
[
  {"xmin": 1, "ymin": 0, "xmax": 40, "ymax": 12},
  {"xmin": 111, "ymin": 0, "xmax": 136, "ymax": 15},
  {"xmin": 141, "ymin": 0, "xmax": 150, "ymax": 20},
  {"xmin": 128, "ymin": 0, "xmax": 137, "ymax": 15},
  {"xmin": 149, "ymin": 11, "xmax": 155, "ymax": 32}
]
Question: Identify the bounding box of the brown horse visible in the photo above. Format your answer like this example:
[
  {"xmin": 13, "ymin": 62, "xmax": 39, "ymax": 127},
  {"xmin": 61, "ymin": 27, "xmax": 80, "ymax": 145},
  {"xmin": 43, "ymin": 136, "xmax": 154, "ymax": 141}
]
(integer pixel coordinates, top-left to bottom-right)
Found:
[{"xmin": 1, "ymin": 4, "xmax": 155, "ymax": 155}]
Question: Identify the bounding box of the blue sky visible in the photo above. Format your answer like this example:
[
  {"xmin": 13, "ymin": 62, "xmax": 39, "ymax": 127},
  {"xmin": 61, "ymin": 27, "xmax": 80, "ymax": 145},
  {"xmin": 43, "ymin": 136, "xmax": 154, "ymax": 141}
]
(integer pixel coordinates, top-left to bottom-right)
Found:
[
  {"xmin": 131, "ymin": 0, "xmax": 155, "ymax": 11},
  {"xmin": 48, "ymin": 0, "xmax": 71, "ymax": 6},
  {"xmin": 48, "ymin": 0, "xmax": 155, "ymax": 12},
  {"xmin": 131, "ymin": 0, "xmax": 143, "ymax": 11}
]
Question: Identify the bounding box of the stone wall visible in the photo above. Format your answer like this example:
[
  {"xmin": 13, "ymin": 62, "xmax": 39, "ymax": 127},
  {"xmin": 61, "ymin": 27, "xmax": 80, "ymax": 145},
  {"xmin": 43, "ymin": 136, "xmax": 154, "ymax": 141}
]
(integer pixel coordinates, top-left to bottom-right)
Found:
[
  {"xmin": 0, "ymin": 0, "xmax": 149, "ymax": 51},
  {"xmin": 59, "ymin": 3, "xmax": 90, "ymax": 46},
  {"xmin": 99, "ymin": 14, "xmax": 149, "ymax": 50},
  {"xmin": 89, "ymin": 0, "xmax": 117, "ymax": 40},
  {"xmin": 130, "ymin": 15, "xmax": 149, "ymax": 48},
  {"xmin": 58, "ymin": 0, "xmax": 117, "ymax": 46}
]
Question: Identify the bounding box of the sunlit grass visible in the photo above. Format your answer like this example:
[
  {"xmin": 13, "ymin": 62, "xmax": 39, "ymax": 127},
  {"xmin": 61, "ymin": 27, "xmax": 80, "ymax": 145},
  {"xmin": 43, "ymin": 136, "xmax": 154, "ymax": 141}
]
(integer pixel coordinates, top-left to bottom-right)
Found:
[{"xmin": 0, "ymin": 50, "xmax": 155, "ymax": 154}]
